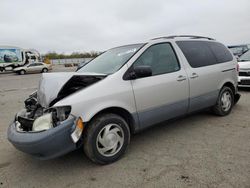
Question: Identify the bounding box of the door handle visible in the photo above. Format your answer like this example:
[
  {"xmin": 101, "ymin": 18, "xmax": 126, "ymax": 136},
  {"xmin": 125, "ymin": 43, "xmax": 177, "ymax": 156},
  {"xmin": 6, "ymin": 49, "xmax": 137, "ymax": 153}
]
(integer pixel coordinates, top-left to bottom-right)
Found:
[
  {"xmin": 177, "ymin": 75, "xmax": 187, "ymax": 81},
  {"xmin": 190, "ymin": 73, "xmax": 199, "ymax": 79}
]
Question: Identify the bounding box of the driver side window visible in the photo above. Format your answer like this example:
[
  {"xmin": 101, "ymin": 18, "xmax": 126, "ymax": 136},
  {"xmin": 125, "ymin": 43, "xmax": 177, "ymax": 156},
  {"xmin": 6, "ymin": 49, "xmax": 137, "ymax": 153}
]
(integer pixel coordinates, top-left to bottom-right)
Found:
[{"xmin": 133, "ymin": 43, "xmax": 180, "ymax": 76}]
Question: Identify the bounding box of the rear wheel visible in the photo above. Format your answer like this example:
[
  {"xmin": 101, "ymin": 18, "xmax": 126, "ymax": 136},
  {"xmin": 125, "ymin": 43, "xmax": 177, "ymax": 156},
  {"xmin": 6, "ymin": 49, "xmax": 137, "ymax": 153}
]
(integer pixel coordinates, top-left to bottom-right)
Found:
[
  {"xmin": 0, "ymin": 67, "xmax": 4, "ymax": 72},
  {"xmin": 212, "ymin": 86, "xmax": 234, "ymax": 116},
  {"xmin": 19, "ymin": 70, "xmax": 25, "ymax": 75},
  {"xmin": 83, "ymin": 113, "xmax": 130, "ymax": 164}
]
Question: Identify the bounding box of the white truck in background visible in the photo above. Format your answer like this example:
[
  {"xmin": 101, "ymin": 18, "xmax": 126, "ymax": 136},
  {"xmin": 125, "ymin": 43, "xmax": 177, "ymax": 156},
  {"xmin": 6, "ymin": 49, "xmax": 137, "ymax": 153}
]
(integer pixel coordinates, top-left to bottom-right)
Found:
[{"xmin": 0, "ymin": 46, "xmax": 41, "ymax": 72}]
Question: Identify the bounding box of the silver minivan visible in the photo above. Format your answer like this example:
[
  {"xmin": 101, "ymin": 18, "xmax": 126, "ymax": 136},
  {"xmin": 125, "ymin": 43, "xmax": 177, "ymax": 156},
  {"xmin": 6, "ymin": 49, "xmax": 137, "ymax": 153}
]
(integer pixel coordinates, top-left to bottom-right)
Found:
[{"xmin": 8, "ymin": 35, "xmax": 240, "ymax": 164}]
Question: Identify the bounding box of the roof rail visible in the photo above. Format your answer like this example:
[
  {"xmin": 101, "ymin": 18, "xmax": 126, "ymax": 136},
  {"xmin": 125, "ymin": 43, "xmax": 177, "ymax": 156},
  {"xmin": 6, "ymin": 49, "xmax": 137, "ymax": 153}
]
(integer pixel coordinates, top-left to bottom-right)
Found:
[{"xmin": 151, "ymin": 35, "xmax": 215, "ymax": 41}]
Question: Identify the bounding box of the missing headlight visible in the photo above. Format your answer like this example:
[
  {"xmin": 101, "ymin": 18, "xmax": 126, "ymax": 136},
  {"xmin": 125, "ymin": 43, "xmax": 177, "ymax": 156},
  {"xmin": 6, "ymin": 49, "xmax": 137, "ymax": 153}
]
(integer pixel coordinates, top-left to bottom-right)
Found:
[
  {"xmin": 15, "ymin": 105, "xmax": 71, "ymax": 132},
  {"xmin": 46, "ymin": 106, "xmax": 71, "ymax": 123}
]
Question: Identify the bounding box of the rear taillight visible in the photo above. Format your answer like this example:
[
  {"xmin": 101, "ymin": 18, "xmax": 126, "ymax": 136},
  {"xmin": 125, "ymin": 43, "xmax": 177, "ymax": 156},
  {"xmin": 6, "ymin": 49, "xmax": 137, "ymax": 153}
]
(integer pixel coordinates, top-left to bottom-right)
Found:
[{"xmin": 236, "ymin": 63, "xmax": 239, "ymax": 72}]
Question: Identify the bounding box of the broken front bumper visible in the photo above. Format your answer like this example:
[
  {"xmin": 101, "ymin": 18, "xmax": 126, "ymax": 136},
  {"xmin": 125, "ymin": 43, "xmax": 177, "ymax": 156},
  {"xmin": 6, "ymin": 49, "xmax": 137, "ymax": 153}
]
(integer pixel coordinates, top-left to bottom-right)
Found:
[{"xmin": 7, "ymin": 116, "xmax": 78, "ymax": 160}]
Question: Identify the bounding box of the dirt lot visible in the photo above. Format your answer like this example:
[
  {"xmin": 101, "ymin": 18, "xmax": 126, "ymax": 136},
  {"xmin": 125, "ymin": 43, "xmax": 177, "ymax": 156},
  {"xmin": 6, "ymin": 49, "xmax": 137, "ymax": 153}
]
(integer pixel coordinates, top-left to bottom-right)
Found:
[{"xmin": 0, "ymin": 65, "xmax": 250, "ymax": 188}]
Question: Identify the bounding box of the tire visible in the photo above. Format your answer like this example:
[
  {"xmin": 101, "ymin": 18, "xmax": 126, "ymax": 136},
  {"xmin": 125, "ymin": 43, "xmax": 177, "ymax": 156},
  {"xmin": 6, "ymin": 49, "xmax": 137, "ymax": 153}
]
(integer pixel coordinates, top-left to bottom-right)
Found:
[
  {"xmin": 83, "ymin": 113, "xmax": 130, "ymax": 164},
  {"xmin": 19, "ymin": 70, "xmax": 25, "ymax": 75},
  {"xmin": 212, "ymin": 86, "xmax": 234, "ymax": 116},
  {"xmin": 42, "ymin": 68, "xmax": 48, "ymax": 73}
]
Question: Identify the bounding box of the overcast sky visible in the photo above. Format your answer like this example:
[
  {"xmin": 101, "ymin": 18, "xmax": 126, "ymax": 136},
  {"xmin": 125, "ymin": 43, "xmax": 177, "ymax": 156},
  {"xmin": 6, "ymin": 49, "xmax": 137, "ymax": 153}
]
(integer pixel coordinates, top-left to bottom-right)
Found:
[{"xmin": 1, "ymin": 0, "xmax": 250, "ymax": 54}]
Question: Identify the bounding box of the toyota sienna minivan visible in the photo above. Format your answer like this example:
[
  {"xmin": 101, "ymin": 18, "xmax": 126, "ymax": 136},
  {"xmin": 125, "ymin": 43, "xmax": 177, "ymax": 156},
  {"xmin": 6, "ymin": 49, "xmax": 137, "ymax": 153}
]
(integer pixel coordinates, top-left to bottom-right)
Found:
[{"xmin": 8, "ymin": 35, "xmax": 240, "ymax": 164}]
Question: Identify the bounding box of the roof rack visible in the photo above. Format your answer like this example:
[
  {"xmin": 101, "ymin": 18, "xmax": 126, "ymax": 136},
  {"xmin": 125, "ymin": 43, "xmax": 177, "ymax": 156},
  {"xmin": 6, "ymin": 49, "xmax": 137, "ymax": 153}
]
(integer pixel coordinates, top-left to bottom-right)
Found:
[{"xmin": 151, "ymin": 35, "xmax": 215, "ymax": 41}]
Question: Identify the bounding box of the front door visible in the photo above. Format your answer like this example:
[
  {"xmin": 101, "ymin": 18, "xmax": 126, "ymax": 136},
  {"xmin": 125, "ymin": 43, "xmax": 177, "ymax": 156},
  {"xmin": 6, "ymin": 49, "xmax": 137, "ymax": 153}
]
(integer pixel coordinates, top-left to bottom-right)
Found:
[{"xmin": 130, "ymin": 43, "xmax": 189, "ymax": 129}]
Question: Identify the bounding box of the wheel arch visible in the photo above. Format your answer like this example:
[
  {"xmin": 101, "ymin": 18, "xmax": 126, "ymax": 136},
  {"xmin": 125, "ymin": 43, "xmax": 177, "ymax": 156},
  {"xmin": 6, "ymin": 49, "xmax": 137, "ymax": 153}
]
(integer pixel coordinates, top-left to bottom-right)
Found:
[
  {"xmin": 222, "ymin": 81, "xmax": 236, "ymax": 94},
  {"xmin": 86, "ymin": 107, "xmax": 138, "ymax": 134}
]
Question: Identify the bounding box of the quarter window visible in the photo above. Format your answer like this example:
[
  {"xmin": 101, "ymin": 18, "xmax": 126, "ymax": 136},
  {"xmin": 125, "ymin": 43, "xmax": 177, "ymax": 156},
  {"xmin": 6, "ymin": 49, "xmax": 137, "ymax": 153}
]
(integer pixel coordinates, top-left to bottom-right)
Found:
[
  {"xmin": 209, "ymin": 42, "xmax": 233, "ymax": 63},
  {"xmin": 176, "ymin": 41, "xmax": 217, "ymax": 68},
  {"xmin": 133, "ymin": 43, "xmax": 180, "ymax": 76},
  {"xmin": 177, "ymin": 41, "xmax": 233, "ymax": 68}
]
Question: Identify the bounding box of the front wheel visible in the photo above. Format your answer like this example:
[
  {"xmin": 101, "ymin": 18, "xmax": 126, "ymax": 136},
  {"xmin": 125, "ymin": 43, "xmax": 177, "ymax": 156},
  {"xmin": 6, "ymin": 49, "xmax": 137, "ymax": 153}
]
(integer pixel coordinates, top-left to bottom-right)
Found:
[
  {"xmin": 19, "ymin": 70, "xmax": 25, "ymax": 75},
  {"xmin": 212, "ymin": 86, "xmax": 234, "ymax": 116},
  {"xmin": 42, "ymin": 68, "xmax": 48, "ymax": 73},
  {"xmin": 83, "ymin": 113, "xmax": 130, "ymax": 164}
]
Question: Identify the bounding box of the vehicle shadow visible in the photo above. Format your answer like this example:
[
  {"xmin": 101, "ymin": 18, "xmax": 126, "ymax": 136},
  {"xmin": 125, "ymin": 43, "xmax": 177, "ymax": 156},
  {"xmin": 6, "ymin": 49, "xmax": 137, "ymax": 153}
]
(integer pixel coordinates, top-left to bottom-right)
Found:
[{"xmin": 0, "ymin": 71, "xmax": 16, "ymax": 75}]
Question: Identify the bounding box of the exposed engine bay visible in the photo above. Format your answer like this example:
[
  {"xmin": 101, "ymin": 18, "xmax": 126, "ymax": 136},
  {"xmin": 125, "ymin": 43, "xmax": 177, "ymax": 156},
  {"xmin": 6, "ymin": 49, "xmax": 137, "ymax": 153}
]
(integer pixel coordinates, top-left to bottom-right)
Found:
[
  {"xmin": 50, "ymin": 75, "xmax": 105, "ymax": 106},
  {"xmin": 16, "ymin": 73, "xmax": 106, "ymax": 132}
]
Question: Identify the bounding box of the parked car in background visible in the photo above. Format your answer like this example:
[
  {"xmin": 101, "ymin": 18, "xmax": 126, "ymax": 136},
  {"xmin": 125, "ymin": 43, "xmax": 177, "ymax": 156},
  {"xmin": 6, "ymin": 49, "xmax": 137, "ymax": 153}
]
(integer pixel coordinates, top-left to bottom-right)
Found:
[
  {"xmin": 238, "ymin": 50, "xmax": 250, "ymax": 87},
  {"xmin": 0, "ymin": 46, "xmax": 41, "ymax": 72},
  {"xmin": 13, "ymin": 63, "xmax": 52, "ymax": 75},
  {"xmin": 8, "ymin": 35, "xmax": 240, "ymax": 164},
  {"xmin": 228, "ymin": 44, "xmax": 250, "ymax": 57}
]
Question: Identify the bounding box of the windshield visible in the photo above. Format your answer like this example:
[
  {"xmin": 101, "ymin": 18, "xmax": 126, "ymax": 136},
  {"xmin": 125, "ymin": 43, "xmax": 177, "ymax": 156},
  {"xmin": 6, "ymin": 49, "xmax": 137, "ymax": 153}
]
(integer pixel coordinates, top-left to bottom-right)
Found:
[
  {"xmin": 230, "ymin": 47, "xmax": 243, "ymax": 54},
  {"xmin": 229, "ymin": 45, "xmax": 248, "ymax": 56},
  {"xmin": 78, "ymin": 44, "xmax": 144, "ymax": 74},
  {"xmin": 239, "ymin": 50, "xmax": 250, "ymax": 61}
]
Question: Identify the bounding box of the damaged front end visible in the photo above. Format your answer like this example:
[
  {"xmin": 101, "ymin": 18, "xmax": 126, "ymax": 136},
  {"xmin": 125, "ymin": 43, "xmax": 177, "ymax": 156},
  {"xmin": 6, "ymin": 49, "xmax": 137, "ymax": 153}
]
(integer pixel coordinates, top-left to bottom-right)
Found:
[
  {"xmin": 8, "ymin": 91, "xmax": 79, "ymax": 159},
  {"xmin": 16, "ymin": 72, "xmax": 106, "ymax": 132},
  {"xmin": 8, "ymin": 72, "xmax": 106, "ymax": 159}
]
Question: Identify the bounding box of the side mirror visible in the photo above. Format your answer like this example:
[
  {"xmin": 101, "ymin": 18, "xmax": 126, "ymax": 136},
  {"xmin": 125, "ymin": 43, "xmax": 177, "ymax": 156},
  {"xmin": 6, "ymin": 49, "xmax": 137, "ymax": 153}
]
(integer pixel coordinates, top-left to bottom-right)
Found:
[{"xmin": 129, "ymin": 65, "xmax": 152, "ymax": 79}]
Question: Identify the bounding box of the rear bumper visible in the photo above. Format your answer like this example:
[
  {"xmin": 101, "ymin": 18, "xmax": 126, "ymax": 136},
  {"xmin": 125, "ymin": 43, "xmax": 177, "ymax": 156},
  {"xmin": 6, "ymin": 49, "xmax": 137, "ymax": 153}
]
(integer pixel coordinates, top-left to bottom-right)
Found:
[{"xmin": 7, "ymin": 116, "xmax": 77, "ymax": 160}]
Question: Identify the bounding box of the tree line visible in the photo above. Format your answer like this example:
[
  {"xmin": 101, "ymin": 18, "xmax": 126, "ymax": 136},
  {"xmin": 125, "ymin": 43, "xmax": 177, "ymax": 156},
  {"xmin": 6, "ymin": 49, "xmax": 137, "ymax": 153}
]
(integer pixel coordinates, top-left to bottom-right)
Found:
[{"xmin": 44, "ymin": 51, "xmax": 101, "ymax": 59}]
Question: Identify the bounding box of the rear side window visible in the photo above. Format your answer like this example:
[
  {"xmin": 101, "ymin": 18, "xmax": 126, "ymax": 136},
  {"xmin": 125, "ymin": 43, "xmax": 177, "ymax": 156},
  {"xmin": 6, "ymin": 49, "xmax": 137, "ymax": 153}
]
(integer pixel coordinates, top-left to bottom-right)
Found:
[{"xmin": 177, "ymin": 41, "xmax": 233, "ymax": 68}]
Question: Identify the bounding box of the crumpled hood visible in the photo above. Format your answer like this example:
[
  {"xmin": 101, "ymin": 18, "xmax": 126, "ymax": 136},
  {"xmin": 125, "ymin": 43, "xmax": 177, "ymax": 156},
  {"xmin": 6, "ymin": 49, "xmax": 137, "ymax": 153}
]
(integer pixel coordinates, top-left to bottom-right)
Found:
[
  {"xmin": 37, "ymin": 72, "xmax": 106, "ymax": 108},
  {"xmin": 238, "ymin": 61, "xmax": 250, "ymax": 70}
]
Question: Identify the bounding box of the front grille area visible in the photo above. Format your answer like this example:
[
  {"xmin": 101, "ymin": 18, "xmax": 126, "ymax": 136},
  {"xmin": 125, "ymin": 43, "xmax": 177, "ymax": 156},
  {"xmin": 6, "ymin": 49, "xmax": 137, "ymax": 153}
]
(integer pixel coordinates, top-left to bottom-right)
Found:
[
  {"xmin": 240, "ymin": 80, "xmax": 250, "ymax": 85},
  {"xmin": 239, "ymin": 72, "xmax": 250, "ymax": 77}
]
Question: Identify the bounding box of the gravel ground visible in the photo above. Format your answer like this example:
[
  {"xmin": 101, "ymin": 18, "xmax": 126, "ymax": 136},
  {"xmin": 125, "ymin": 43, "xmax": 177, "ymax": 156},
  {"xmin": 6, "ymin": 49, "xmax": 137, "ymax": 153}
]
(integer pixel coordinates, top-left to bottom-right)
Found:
[{"xmin": 0, "ymin": 65, "xmax": 249, "ymax": 188}]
